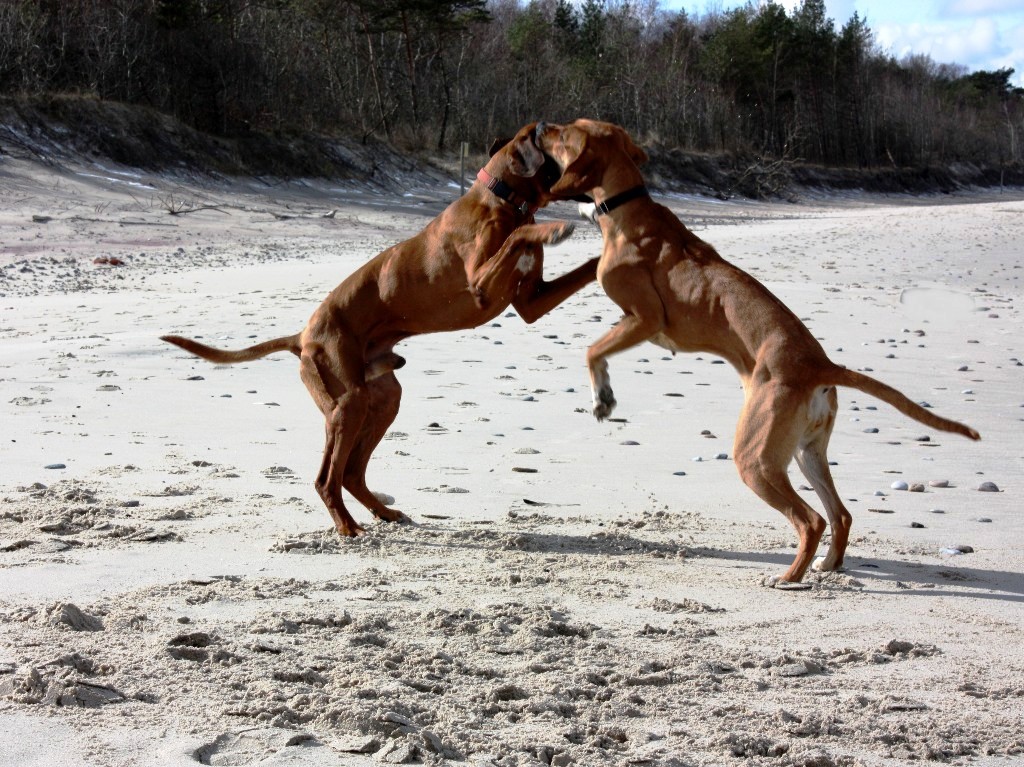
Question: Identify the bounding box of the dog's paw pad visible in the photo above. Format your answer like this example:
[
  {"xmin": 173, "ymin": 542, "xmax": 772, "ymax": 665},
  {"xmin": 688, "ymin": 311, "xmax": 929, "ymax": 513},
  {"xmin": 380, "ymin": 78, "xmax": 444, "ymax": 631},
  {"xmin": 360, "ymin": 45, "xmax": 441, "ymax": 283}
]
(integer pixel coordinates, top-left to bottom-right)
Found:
[{"xmin": 548, "ymin": 222, "xmax": 575, "ymax": 245}]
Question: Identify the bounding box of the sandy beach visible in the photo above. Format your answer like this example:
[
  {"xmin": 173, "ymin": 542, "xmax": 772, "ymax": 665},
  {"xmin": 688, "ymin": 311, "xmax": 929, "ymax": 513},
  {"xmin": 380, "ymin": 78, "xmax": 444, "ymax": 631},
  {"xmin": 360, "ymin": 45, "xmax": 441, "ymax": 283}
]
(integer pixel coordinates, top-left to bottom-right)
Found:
[{"xmin": 1, "ymin": 154, "xmax": 1022, "ymax": 766}]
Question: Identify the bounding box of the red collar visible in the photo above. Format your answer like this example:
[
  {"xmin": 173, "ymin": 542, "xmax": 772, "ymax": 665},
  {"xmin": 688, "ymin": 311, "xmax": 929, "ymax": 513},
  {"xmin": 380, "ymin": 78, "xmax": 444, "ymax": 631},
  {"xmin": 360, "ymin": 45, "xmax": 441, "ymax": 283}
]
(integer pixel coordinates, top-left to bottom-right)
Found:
[{"xmin": 476, "ymin": 169, "xmax": 535, "ymax": 217}]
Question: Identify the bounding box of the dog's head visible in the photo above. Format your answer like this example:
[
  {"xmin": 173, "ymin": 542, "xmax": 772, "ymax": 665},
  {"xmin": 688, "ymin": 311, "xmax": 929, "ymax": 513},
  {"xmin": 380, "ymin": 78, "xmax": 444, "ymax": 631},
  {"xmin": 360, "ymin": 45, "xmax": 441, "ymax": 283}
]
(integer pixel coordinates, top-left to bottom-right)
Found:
[
  {"xmin": 484, "ymin": 122, "xmax": 583, "ymax": 209},
  {"xmin": 534, "ymin": 119, "xmax": 648, "ymax": 199},
  {"xmin": 487, "ymin": 122, "xmax": 547, "ymax": 178}
]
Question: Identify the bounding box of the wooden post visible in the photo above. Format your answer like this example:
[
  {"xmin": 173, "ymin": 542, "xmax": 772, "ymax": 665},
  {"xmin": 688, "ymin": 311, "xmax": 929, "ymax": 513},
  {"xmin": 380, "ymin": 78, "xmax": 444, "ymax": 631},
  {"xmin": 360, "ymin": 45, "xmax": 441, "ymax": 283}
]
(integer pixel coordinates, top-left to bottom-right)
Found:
[{"xmin": 460, "ymin": 142, "xmax": 470, "ymax": 195}]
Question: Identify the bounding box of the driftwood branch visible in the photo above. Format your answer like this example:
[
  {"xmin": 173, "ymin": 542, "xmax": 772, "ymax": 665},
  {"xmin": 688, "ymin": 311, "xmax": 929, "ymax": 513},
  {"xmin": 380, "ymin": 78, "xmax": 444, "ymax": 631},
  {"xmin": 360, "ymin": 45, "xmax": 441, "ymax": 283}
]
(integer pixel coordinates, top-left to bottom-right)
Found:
[{"xmin": 157, "ymin": 194, "xmax": 229, "ymax": 216}]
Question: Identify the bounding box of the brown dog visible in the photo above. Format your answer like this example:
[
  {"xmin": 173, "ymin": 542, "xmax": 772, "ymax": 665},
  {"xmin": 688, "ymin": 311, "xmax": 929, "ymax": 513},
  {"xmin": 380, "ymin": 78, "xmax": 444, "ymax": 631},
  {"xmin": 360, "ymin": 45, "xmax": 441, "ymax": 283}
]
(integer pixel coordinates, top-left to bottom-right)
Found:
[
  {"xmin": 163, "ymin": 122, "xmax": 596, "ymax": 537},
  {"xmin": 531, "ymin": 119, "xmax": 980, "ymax": 587}
]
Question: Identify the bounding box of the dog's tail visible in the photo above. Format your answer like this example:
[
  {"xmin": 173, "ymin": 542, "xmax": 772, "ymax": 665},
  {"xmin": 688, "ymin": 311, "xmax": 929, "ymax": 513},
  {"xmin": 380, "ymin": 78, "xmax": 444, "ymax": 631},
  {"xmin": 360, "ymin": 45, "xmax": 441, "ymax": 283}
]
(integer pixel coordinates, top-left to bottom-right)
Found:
[
  {"xmin": 828, "ymin": 366, "xmax": 980, "ymax": 440},
  {"xmin": 161, "ymin": 334, "xmax": 300, "ymax": 364}
]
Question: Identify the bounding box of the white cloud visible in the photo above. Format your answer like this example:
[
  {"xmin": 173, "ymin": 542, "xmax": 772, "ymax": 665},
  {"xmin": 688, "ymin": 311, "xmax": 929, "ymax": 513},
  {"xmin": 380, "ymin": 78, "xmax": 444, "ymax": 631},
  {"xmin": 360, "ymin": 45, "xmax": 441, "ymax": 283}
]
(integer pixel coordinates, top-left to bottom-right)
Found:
[
  {"xmin": 705, "ymin": 0, "xmax": 1024, "ymax": 85},
  {"xmin": 942, "ymin": 0, "xmax": 1024, "ymax": 17},
  {"xmin": 876, "ymin": 16, "xmax": 1023, "ymax": 82}
]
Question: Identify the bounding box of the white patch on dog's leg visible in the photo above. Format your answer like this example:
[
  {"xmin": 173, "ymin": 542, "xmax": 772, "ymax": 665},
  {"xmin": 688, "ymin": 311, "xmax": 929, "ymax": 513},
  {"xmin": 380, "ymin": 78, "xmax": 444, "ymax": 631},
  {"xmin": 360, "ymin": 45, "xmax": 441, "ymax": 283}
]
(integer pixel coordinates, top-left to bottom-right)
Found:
[{"xmin": 516, "ymin": 253, "xmax": 536, "ymax": 274}]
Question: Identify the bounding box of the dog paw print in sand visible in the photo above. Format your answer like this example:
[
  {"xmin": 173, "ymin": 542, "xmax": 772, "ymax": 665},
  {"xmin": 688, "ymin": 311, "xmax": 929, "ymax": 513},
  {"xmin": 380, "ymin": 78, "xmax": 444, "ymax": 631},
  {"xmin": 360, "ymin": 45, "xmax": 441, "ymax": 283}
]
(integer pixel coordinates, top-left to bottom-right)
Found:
[{"xmin": 192, "ymin": 728, "xmax": 322, "ymax": 765}]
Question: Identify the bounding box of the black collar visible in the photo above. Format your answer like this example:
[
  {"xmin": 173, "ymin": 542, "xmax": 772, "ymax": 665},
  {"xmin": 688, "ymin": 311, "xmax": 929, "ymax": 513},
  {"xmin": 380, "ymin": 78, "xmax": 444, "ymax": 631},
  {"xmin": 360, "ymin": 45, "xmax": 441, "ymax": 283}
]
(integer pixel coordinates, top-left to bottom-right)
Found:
[
  {"xmin": 476, "ymin": 169, "xmax": 534, "ymax": 216},
  {"xmin": 594, "ymin": 185, "xmax": 649, "ymax": 216}
]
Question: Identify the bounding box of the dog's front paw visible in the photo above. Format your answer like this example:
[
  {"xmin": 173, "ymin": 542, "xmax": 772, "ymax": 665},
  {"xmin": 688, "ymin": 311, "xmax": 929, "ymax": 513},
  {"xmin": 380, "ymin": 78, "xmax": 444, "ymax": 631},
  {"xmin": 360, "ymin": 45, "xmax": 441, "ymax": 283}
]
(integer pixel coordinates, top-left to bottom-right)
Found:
[
  {"xmin": 593, "ymin": 387, "xmax": 617, "ymax": 421},
  {"xmin": 546, "ymin": 221, "xmax": 575, "ymax": 246}
]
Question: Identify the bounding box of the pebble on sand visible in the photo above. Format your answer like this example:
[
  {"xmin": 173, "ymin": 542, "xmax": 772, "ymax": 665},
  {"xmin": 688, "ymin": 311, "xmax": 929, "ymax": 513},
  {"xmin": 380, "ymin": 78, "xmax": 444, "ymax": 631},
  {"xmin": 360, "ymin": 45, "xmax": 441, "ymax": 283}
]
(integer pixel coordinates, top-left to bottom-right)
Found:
[
  {"xmin": 44, "ymin": 463, "xmax": 66, "ymax": 470},
  {"xmin": 929, "ymin": 479, "xmax": 949, "ymax": 488},
  {"xmin": 977, "ymin": 481, "xmax": 999, "ymax": 492},
  {"xmin": 890, "ymin": 481, "xmax": 909, "ymax": 491},
  {"xmin": 940, "ymin": 545, "xmax": 974, "ymax": 555}
]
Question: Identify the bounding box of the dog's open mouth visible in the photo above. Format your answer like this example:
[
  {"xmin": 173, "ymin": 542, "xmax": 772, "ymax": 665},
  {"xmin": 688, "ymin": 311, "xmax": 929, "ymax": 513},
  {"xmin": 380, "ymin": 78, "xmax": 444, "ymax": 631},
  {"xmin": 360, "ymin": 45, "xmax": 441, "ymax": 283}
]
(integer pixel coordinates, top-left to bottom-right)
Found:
[{"xmin": 539, "ymin": 154, "xmax": 562, "ymax": 189}]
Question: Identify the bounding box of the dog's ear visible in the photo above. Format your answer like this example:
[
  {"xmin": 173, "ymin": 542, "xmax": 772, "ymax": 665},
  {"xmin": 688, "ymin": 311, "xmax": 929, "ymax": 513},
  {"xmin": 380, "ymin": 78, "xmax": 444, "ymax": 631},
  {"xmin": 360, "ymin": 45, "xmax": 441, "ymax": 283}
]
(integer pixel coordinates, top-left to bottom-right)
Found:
[
  {"xmin": 550, "ymin": 156, "xmax": 598, "ymax": 197},
  {"xmin": 550, "ymin": 146, "xmax": 598, "ymax": 197},
  {"xmin": 627, "ymin": 137, "xmax": 649, "ymax": 167},
  {"xmin": 488, "ymin": 137, "xmax": 510, "ymax": 157},
  {"xmin": 617, "ymin": 128, "xmax": 648, "ymax": 166},
  {"xmin": 507, "ymin": 133, "xmax": 545, "ymax": 178}
]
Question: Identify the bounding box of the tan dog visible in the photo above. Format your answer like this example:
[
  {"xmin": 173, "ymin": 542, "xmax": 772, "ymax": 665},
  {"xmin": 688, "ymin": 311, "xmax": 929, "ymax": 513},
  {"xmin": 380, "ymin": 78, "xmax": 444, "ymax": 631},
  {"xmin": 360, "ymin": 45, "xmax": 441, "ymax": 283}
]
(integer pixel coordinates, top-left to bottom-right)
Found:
[
  {"xmin": 531, "ymin": 119, "xmax": 980, "ymax": 587},
  {"xmin": 163, "ymin": 122, "xmax": 595, "ymax": 537}
]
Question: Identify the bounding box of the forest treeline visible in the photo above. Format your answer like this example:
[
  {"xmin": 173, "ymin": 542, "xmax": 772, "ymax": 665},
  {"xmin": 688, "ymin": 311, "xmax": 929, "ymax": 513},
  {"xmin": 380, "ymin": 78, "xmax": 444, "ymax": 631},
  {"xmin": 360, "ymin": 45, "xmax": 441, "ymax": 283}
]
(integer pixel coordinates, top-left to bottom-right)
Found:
[{"xmin": 1, "ymin": 0, "xmax": 1021, "ymax": 174}]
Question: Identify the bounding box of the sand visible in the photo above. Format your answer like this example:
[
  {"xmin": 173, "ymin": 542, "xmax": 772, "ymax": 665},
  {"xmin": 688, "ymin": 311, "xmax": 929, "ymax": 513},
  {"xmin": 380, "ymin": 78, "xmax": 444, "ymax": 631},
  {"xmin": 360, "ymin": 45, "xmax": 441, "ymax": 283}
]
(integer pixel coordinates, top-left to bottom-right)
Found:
[{"xmin": 1, "ymin": 154, "xmax": 1023, "ymax": 766}]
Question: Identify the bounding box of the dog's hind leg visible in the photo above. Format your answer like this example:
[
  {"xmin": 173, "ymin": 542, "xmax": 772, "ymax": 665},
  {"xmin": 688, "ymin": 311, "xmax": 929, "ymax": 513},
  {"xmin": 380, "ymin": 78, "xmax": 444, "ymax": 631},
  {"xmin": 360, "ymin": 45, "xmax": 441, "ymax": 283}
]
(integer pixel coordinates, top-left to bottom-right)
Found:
[
  {"xmin": 300, "ymin": 342, "xmax": 370, "ymax": 537},
  {"xmin": 795, "ymin": 387, "xmax": 852, "ymax": 573},
  {"xmin": 342, "ymin": 372, "xmax": 410, "ymax": 525},
  {"xmin": 734, "ymin": 384, "xmax": 827, "ymax": 585}
]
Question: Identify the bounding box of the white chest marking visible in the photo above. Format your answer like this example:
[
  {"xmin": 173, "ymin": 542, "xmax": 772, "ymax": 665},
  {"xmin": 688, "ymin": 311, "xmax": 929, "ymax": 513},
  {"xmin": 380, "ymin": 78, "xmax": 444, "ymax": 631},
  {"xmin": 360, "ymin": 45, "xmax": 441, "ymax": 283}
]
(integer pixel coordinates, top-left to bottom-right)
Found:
[{"xmin": 516, "ymin": 254, "xmax": 536, "ymax": 274}]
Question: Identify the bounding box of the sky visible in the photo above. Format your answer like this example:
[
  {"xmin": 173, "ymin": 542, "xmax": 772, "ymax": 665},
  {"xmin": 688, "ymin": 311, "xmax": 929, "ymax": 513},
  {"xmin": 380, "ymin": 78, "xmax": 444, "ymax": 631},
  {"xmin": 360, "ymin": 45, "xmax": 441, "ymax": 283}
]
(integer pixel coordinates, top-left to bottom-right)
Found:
[{"xmin": 671, "ymin": 0, "xmax": 1024, "ymax": 87}]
